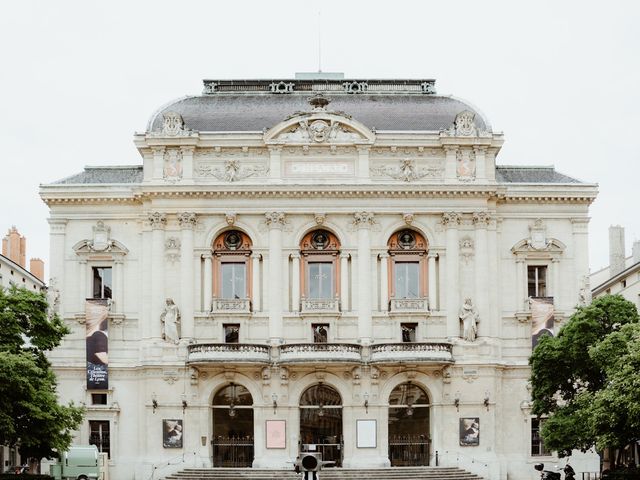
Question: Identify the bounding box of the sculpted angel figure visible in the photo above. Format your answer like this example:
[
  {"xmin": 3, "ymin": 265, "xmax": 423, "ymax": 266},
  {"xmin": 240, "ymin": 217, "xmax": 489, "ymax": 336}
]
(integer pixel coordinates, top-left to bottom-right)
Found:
[
  {"xmin": 161, "ymin": 298, "xmax": 181, "ymax": 344},
  {"xmin": 459, "ymin": 297, "xmax": 480, "ymax": 342}
]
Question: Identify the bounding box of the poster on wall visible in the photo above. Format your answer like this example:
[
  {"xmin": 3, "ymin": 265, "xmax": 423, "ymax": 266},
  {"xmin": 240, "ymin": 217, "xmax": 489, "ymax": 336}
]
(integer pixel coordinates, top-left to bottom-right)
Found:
[
  {"xmin": 531, "ymin": 297, "xmax": 555, "ymax": 348},
  {"xmin": 265, "ymin": 420, "xmax": 286, "ymax": 449},
  {"xmin": 85, "ymin": 299, "xmax": 109, "ymax": 389},
  {"xmin": 459, "ymin": 418, "xmax": 480, "ymax": 446},
  {"xmin": 163, "ymin": 419, "xmax": 183, "ymax": 448},
  {"xmin": 356, "ymin": 420, "xmax": 377, "ymax": 448}
]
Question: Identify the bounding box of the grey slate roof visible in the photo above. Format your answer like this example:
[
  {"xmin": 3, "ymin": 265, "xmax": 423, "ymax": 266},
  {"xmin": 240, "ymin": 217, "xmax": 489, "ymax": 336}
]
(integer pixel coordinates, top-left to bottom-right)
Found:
[
  {"xmin": 50, "ymin": 165, "xmax": 583, "ymax": 185},
  {"xmin": 495, "ymin": 166, "xmax": 583, "ymax": 184},
  {"xmin": 53, "ymin": 166, "xmax": 143, "ymax": 184},
  {"xmin": 148, "ymin": 93, "xmax": 489, "ymax": 133}
]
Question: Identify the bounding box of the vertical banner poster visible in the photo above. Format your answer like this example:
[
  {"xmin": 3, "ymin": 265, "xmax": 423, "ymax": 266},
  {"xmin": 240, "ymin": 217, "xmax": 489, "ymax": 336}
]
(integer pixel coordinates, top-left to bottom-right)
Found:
[
  {"xmin": 459, "ymin": 417, "xmax": 480, "ymax": 446},
  {"xmin": 531, "ymin": 297, "xmax": 555, "ymax": 348},
  {"xmin": 86, "ymin": 299, "xmax": 109, "ymax": 389},
  {"xmin": 163, "ymin": 419, "xmax": 183, "ymax": 448},
  {"xmin": 265, "ymin": 420, "xmax": 286, "ymax": 449}
]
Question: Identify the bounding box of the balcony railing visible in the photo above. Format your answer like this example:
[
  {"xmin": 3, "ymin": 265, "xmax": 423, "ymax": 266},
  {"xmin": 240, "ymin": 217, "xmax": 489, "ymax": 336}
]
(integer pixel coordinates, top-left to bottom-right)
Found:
[
  {"xmin": 212, "ymin": 298, "xmax": 251, "ymax": 313},
  {"xmin": 300, "ymin": 298, "xmax": 340, "ymax": 314},
  {"xmin": 279, "ymin": 343, "xmax": 362, "ymax": 364},
  {"xmin": 389, "ymin": 297, "xmax": 430, "ymax": 313},
  {"xmin": 187, "ymin": 343, "xmax": 270, "ymax": 364},
  {"xmin": 369, "ymin": 342, "xmax": 453, "ymax": 364}
]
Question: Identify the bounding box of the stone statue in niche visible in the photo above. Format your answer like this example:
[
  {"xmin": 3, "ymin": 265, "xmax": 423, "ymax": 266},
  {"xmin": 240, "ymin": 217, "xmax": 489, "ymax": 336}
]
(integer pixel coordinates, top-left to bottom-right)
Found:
[
  {"xmin": 47, "ymin": 277, "xmax": 60, "ymax": 316},
  {"xmin": 459, "ymin": 297, "xmax": 480, "ymax": 342},
  {"xmin": 578, "ymin": 275, "xmax": 592, "ymax": 307},
  {"xmin": 161, "ymin": 298, "xmax": 181, "ymax": 344}
]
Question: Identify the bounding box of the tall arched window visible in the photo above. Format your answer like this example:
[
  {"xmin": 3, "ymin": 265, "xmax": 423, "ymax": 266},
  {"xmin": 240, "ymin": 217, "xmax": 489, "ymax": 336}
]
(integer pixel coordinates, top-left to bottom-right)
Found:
[
  {"xmin": 212, "ymin": 230, "xmax": 252, "ymax": 311},
  {"xmin": 300, "ymin": 230, "xmax": 341, "ymax": 312},
  {"xmin": 387, "ymin": 229, "xmax": 428, "ymax": 312}
]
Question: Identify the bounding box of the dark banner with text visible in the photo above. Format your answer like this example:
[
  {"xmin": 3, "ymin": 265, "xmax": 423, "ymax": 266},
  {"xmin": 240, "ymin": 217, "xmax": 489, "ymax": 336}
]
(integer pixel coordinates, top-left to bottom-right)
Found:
[{"xmin": 86, "ymin": 299, "xmax": 109, "ymax": 389}]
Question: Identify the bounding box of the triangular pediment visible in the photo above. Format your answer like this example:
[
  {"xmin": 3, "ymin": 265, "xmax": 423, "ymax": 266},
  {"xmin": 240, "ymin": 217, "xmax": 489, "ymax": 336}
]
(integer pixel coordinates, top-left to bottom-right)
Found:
[{"xmin": 264, "ymin": 112, "xmax": 375, "ymax": 145}]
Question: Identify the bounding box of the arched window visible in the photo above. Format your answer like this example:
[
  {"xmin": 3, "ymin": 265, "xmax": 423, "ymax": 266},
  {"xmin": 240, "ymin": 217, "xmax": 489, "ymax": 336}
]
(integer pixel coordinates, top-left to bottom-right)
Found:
[
  {"xmin": 299, "ymin": 384, "xmax": 343, "ymax": 466},
  {"xmin": 388, "ymin": 382, "xmax": 430, "ymax": 466},
  {"xmin": 300, "ymin": 230, "xmax": 341, "ymax": 312},
  {"xmin": 387, "ymin": 230, "xmax": 428, "ymax": 311},
  {"xmin": 212, "ymin": 230, "xmax": 252, "ymax": 309},
  {"xmin": 212, "ymin": 383, "xmax": 253, "ymax": 467}
]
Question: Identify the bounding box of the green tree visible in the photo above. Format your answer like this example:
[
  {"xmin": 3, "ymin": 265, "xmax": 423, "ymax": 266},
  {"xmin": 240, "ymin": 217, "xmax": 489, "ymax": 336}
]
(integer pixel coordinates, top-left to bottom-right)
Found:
[
  {"xmin": 0, "ymin": 285, "xmax": 84, "ymax": 464},
  {"xmin": 529, "ymin": 294, "xmax": 640, "ymax": 462}
]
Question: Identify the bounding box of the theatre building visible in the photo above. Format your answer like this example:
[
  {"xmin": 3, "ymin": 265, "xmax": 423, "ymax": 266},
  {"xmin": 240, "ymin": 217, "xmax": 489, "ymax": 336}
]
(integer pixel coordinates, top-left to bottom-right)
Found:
[{"xmin": 41, "ymin": 75, "xmax": 599, "ymax": 480}]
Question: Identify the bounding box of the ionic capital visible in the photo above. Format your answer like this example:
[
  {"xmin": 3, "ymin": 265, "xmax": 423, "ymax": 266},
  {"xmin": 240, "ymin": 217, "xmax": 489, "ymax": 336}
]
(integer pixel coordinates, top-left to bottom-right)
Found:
[
  {"xmin": 148, "ymin": 212, "xmax": 167, "ymax": 229},
  {"xmin": 441, "ymin": 212, "xmax": 461, "ymax": 228},
  {"xmin": 472, "ymin": 211, "xmax": 492, "ymax": 227},
  {"xmin": 265, "ymin": 212, "xmax": 286, "ymax": 229},
  {"xmin": 178, "ymin": 212, "xmax": 197, "ymax": 229},
  {"xmin": 353, "ymin": 212, "xmax": 376, "ymax": 229}
]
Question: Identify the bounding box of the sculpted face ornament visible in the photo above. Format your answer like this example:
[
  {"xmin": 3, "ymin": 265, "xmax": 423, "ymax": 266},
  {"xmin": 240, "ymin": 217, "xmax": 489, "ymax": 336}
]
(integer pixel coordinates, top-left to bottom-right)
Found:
[
  {"xmin": 309, "ymin": 120, "xmax": 330, "ymax": 142},
  {"xmin": 224, "ymin": 231, "xmax": 242, "ymax": 250}
]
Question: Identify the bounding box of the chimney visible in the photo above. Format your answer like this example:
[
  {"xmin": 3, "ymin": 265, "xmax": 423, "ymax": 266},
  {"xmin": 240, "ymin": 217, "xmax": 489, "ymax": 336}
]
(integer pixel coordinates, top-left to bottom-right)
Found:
[
  {"xmin": 30, "ymin": 258, "xmax": 45, "ymax": 281},
  {"xmin": 633, "ymin": 240, "xmax": 640, "ymax": 265},
  {"xmin": 609, "ymin": 225, "xmax": 626, "ymax": 277},
  {"xmin": 2, "ymin": 226, "xmax": 26, "ymax": 267}
]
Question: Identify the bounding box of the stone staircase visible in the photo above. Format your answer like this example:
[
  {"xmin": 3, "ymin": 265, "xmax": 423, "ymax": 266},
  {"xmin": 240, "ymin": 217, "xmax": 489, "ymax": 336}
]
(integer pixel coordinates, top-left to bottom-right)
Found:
[{"xmin": 164, "ymin": 467, "xmax": 484, "ymax": 480}]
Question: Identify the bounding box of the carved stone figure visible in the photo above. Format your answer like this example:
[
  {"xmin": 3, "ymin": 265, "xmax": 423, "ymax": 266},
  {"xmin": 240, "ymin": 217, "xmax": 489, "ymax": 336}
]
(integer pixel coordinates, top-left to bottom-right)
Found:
[
  {"xmin": 197, "ymin": 159, "xmax": 268, "ymax": 181},
  {"xmin": 47, "ymin": 277, "xmax": 60, "ymax": 316},
  {"xmin": 160, "ymin": 298, "xmax": 181, "ymax": 344},
  {"xmin": 371, "ymin": 158, "xmax": 441, "ymax": 182},
  {"xmin": 578, "ymin": 275, "xmax": 592, "ymax": 306},
  {"xmin": 459, "ymin": 297, "xmax": 480, "ymax": 342},
  {"xmin": 163, "ymin": 149, "xmax": 183, "ymax": 181}
]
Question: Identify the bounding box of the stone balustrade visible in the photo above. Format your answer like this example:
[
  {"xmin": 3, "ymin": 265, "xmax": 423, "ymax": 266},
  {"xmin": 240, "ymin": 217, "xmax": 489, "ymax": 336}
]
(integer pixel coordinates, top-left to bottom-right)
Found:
[
  {"xmin": 300, "ymin": 298, "xmax": 341, "ymax": 314},
  {"xmin": 212, "ymin": 298, "xmax": 251, "ymax": 313},
  {"xmin": 187, "ymin": 343, "xmax": 270, "ymax": 364},
  {"xmin": 279, "ymin": 343, "xmax": 362, "ymax": 364},
  {"xmin": 369, "ymin": 342, "xmax": 453, "ymax": 364},
  {"xmin": 389, "ymin": 297, "xmax": 430, "ymax": 313}
]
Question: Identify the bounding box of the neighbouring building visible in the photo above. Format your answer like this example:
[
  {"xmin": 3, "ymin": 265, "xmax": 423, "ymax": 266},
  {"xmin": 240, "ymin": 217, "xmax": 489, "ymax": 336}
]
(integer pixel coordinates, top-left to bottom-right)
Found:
[
  {"xmin": 40, "ymin": 74, "xmax": 600, "ymax": 480},
  {"xmin": 1, "ymin": 226, "xmax": 46, "ymax": 472},
  {"xmin": 591, "ymin": 225, "xmax": 640, "ymax": 308}
]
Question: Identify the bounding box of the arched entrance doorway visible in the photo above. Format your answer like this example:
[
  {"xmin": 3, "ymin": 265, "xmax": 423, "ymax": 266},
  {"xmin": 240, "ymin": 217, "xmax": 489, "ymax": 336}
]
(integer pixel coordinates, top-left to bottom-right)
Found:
[
  {"xmin": 299, "ymin": 384, "xmax": 343, "ymax": 467},
  {"xmin": 388, "ymin": 382, "xmax": 430, "ymax": 466},
  {"xmin": 212, "ymin": 383, "xmax": 253, "ymax": 467}
]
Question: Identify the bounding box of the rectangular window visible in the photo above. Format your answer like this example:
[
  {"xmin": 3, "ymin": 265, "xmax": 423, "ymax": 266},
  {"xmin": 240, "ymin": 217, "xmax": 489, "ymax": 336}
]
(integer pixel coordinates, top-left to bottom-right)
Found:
[
  {"xmin": 91, "ymin": 393, "xmax": 108, "ymax": 405},
  {"xmin": 92, "ymin": 267, "xmax": 112, "ymax": 299},
  {"xmin": 395, "ymin": 262, "xmax": 420, "ymax": 299},
  {"xmin": 527, "ymin": 266, "xmax": 547, "ymax": 297},
  {"xmin": 89, "ymin": 420, "xmax": 110, "ymax": 458},
  {"xmin": 312, "ymin": 324, "xmax": 329, "ymax": 343},
  {"xmin": 224, "ymin": 324, "xmax": 240, "ymax": 343},
  {"xmin": 531, "ymin": 418, "xmax": 550, "ymax": 456},
  {"xmin": 401, "ymin": 323, "xmax": 417, "ymax": 343},
  {"xmin": 221, "ymin": 263, "xmax": 246, "ymax": 299},
  {"xmin": 307, "ymin": 262, "xmax": 334, "ymax": 299}
]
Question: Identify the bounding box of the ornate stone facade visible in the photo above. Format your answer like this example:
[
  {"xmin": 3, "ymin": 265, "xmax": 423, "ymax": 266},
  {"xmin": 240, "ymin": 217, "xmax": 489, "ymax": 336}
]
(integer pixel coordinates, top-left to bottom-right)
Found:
[{"xmin": 40, "ymin": 76, "xmax": 598, "ymax": 480}]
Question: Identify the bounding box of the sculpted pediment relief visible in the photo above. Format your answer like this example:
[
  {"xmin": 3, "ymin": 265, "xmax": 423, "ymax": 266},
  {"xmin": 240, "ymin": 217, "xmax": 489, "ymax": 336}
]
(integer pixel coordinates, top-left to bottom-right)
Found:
[
  {"xmin": 73, "ymin": 221, "xmax": 129, "ymax": 256},
  {"xmin": 264, "ymin": 95, "xmax": 375, "ymax": 145}
]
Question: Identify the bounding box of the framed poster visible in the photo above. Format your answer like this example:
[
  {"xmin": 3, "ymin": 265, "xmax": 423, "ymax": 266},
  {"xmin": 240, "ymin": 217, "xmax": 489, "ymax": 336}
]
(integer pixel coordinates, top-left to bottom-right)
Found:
[
  {"xmin": 459, "ymin": 417, "xmax": 479, "ymax": 446},
  {"xmin": 356, "ymin": 419, "xmax": 377, "ymax": 448},
  {"xmin": 266, "ymin": 420, "xmax": 286, "ymax": 449},
  {"xmin": 163, "ymin": 419, "xmax": 183, "ymax": 448}
]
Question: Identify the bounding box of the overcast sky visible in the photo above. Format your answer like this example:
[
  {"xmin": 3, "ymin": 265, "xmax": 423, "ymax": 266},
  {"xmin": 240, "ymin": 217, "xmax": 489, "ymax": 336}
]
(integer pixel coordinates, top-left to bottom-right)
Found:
[{"xmin": 1, "ymin": 0, "xmax": 639, "ymax": 279}]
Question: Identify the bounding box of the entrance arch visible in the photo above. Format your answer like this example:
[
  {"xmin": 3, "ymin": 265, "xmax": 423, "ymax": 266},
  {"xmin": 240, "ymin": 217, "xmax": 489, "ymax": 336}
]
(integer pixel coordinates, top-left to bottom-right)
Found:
[
  {"xmin": 388, "ymin": 382, "xmax": 430, "ymax": 466},
  {"xmin": 299, "ymin": 384, "xmax": 343, "ymax": 467},
  {"xmin": 212, "ymin": 383, "xmax": 254, "ymax": 467}
]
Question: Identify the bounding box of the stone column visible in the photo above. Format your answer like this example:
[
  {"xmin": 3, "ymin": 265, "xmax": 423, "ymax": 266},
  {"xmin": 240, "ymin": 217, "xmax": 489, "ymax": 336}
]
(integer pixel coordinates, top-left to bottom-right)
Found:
[
  {"xmin": 252, "ymin": 253, "xmax": 262, "ymax": 312},
  {"xmin": 151, "ymin": 147, "xmax": 165, "ymax": 181},
  {"xmin": 357, "ymin": 146, "xmax": 370, "ymax": 181},
  {"xmin": 48, "ymin": 219, "xmax": 67, "ymax": 314},
  {"xmin": 179, "ymin": 212, "xmax": 197, "ymax": 340},
  {"xmin": 78, "ymin": 260, "xmax": 88, "ymax": 303},
  {"xmin": 572, "ymin": 218, "xmax": 590, "ymax": 308},
  {"xmin": 149, "ymin": 212, "xmax": 166, "ymax": 339},
  {"xmin": 427, "ymin": 253, "xmax": 438, "ymax": 311},
  {"xmin": 354, "ymin": 213, "xmax": 374, "ymax": 344},
  {"xmin": 552, "ymin": 258, "xmax": 560, "ymax": 308},
  {"xmin": 291, "ymin": 253, "xmax": 300, "ymax": 313},
  {"xmin": 340, "ymin": 253, "xmax": 350, "ymax": 312},
  {"xmin": 444, "ymin": 146, "xmax": 458, "ymax": 182},
  {"xmin": 268, "ymin": 147, "xmax": 282, "ymax": 180},
  {"xmin": 203, "ymin": 253, "xmax": 213, "ymax": 313},
  {"xmin": 180, "ymin": 146, "xmax": 195, "ymax": 183},
  {"xmin": 515, "ymin": 257, "xmax": 526, "ymax": 311},
  {"xmin": 266, "ymin": 212, "xmax": 286, "ymax": 343},
  {"xmin": 473, "ymin": 212, "xmax": 490, "ymax": 336},
  {"xmin": 379, "ymin": 253, "xmax": 389, "ymax": 312},
  {"xmin": 443, "ymin": 212, "xmax": 461, "ymax": 338},
  {"xmin": 114, "ymin": 259, "xmax": 124, "ymax": 314}
]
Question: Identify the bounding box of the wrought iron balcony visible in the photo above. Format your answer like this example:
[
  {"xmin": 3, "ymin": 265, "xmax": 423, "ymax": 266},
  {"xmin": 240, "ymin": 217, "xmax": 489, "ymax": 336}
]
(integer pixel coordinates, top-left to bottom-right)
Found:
[
  {"xmin": 369, "ymin": 342, "xmax": 453, "ymax": 364},
  {"xmin": 211, "ymin": 298, "xmax": 251, "ymax": 313},
  {"xmin": 300, "ymin": 297, "xmax": 340, "ymax": 314},
  {"xmin": 278, "ymin": 343, "xmax": 362, "ymax": 364},
  {"xmin": 389, "ymin": 297, "xmax": 430, "ymax": 313},
  {"xmin": 187, "ymin": 343, "xmax": 270, "ymax": 364}
]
